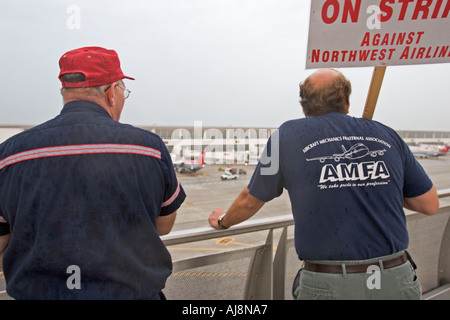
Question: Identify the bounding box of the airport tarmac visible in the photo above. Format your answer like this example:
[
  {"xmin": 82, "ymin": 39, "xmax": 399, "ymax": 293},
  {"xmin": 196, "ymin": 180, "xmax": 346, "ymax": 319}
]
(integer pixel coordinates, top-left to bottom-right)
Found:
[{"xmin": 173, "ymin": 164, "xmax": 290, "ymax": 231}]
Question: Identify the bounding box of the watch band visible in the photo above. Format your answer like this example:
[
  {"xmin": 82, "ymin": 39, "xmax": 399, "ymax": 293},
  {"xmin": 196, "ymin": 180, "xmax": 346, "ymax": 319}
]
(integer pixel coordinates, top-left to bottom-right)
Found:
[{"xmin": 217, "ymin": 213, "xmax": 229, "ymax": 230}]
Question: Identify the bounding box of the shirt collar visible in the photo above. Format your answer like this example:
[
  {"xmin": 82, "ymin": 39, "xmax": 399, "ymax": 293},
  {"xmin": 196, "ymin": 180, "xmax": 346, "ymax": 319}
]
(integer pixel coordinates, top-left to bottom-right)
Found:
[{"xmin": 60, "ymin": 100, "xmax": 112, "ymax": 119}]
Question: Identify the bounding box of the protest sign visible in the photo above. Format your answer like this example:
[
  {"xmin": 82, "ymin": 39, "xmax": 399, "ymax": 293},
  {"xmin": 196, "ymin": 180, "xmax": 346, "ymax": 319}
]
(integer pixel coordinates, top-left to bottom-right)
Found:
[{"xmin": 306, "ymin": 0, "xmax": 450, "ymax": 69}]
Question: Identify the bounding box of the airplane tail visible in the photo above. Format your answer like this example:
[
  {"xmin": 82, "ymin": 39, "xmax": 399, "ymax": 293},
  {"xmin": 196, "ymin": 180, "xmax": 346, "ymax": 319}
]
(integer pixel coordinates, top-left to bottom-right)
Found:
[
  {"xmin": 439, "ymin": 146, "xmax": 450, "ymax": 153},
  {"xmin": 196, "ymin": 150, "xmax": 205, "ymax": 165}
]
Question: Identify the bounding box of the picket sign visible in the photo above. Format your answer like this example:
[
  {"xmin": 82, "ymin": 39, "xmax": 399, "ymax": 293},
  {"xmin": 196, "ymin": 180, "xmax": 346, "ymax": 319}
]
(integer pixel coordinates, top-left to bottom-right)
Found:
[{"xmin": 306, "ymin": 0, "xmax": 450, "ymax": 119}]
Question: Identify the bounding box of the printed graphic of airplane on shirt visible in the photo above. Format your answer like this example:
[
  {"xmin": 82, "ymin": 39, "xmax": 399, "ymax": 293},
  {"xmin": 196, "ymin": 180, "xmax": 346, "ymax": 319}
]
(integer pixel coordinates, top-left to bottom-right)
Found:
[{"xmin": 306, "ymin": 143, "xmax": 386, "ymax": 163}]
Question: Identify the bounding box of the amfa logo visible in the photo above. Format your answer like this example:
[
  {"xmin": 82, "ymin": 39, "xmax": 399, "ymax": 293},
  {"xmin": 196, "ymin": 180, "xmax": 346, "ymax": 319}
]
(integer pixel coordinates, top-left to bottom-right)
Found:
[{"xmin": 319, "ymin": 161, "xmax": 390, "ymax": 183}]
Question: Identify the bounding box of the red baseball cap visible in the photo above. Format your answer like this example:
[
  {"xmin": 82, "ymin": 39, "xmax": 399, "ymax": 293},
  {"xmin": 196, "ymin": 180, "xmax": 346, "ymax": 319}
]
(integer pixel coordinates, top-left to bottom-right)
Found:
[{"xmin": 58, "ymin": 46, "xmax": 135, "ymax": 88}]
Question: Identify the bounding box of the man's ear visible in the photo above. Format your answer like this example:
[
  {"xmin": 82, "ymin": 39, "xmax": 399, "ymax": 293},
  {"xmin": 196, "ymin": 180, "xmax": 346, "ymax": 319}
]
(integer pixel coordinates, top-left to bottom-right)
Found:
[{"xmin": 105, "ymin": 82, "xmax": 116, "ymax": 107}]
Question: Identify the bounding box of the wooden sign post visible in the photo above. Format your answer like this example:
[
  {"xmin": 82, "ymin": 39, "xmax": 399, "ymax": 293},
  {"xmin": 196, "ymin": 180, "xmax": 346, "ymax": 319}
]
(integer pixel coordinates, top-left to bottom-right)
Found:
[{"xmin": 362, "ymin": 66, "xmax": 387, "ymax": 120}]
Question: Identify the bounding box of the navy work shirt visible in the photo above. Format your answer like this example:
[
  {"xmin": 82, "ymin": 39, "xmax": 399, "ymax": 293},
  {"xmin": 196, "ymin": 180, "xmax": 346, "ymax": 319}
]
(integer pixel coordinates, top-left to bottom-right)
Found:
[
  {"xmin": 0, "ymin": 100, "xmax": 185, "ymax": 299},
  {"xmin": 248, "ymin": 113, "xmax": 433, "ymax": 261}
]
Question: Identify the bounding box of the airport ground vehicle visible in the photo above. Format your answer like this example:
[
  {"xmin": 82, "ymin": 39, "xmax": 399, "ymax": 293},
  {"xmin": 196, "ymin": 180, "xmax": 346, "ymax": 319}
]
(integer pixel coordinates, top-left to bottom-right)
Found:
[
  {"xmin": 221, "ymin": 168, "xmax": 239, "ymax": 180},
  {"xmin": 221, "ymin": 172, "xmax": 238, "ymax": 180}
]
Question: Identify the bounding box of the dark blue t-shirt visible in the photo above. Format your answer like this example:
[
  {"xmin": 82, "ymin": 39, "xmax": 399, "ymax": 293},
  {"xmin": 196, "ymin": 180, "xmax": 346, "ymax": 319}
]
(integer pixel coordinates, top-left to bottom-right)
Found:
[
  {"xmin": 0, "ymin": 101, "xmax": 185, "ymax": 299},
  {"xmin": 248, "ymin": 113, "xmax": 433, "ymax": 261}
]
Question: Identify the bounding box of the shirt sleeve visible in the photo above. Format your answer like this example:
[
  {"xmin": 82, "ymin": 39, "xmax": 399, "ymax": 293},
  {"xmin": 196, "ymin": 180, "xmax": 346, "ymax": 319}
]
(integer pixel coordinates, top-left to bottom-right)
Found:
[
  {"xmin": 248, "ymin": 131, "xmax": 285, "ymax": 202},
  {"xmin": 401, "ymin": 139, "xmax": 434, "ymax": 198},
  {"xmin": 159, "ymin": 142, "xmax": 186, "ymax": 216}
]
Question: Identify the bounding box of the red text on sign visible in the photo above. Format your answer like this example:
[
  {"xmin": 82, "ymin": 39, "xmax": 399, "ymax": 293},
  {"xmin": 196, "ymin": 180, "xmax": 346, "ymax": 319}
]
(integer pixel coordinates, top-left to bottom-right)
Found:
[
  {"xmin": 360, "ymin": 31, "xmax": 425, "ymax": 46},
  {"xmin": 321, "ymin": 0, "xmax": 450, "ymax": 24}
]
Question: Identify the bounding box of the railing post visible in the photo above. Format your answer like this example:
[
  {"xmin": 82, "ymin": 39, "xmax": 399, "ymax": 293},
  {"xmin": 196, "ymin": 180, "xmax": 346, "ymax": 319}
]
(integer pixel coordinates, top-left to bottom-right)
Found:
[
  {"xmin": 438, "ymin": 214, "xmax": 450, "ymax": 286},
  {"xmin": 244, "ymin": 230, "xmax": 273, "ymax": 300},
  {"xmin": 273, "ymin": 227, "xmax": 287, "ymax": 300}
]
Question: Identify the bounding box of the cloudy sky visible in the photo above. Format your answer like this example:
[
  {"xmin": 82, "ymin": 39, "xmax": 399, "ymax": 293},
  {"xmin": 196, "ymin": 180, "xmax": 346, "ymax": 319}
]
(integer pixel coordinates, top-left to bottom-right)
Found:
[{"xmin": 0, "ymin": 0, "xmax": 449, "ymax": 131}]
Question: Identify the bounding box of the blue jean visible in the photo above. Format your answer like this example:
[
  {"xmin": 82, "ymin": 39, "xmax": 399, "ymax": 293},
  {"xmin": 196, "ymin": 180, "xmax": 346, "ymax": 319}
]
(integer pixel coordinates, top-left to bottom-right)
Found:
[{"xmin": 292, "ymin": 252, "xmax": 421, "ymax": 300}]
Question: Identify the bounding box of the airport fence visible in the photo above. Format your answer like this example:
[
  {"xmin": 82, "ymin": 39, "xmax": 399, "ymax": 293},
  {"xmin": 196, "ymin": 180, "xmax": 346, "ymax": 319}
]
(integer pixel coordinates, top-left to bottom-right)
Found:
[{"xmin": 162, "ymin": 188, "xmax": 450, "ymax": 300}]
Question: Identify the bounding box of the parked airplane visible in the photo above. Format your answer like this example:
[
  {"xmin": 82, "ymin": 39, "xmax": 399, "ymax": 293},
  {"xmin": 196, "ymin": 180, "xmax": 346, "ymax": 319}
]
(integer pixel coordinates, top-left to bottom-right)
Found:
[
  {"xmin": 409, "ymin": 144, "xmax": 449, "ymax": 158},
  {"xmin": 173, "ymin": 150, "xmax": 205, "ymax": 174}
]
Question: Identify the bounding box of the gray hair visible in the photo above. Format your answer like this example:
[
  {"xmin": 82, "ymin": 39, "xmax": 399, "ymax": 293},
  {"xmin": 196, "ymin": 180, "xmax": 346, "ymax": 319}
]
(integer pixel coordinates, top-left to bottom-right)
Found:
[{"xmin": 60, "ymin": 73, "xmax": 110, "ymax": 98}]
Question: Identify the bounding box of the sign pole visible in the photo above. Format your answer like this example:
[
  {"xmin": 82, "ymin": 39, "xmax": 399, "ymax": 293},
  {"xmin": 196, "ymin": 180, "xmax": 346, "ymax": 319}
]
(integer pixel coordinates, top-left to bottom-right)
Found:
[{"xmin": 362, "ymin": 66, "xmax": 387, "ymax": 120}]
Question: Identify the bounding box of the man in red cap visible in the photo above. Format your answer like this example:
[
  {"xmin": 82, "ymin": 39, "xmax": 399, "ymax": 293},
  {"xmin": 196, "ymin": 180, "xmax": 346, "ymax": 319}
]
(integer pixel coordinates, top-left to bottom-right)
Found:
[
  {"xmin": 0, "ymin": 47, "xmax": 185, "ymax": 299},
  {"xmin": 58, "ymin": 46, "xmax": 136, "ymax": 121}
]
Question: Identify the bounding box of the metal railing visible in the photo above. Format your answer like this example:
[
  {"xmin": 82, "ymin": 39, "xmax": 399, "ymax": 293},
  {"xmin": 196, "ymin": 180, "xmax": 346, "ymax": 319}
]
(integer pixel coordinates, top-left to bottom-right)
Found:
[
  {"xmin": 162, "ymin": 188, "xmax": 450, "ymax": 300},
  {"xmin": 1, "ymin": 189, "xmax": 449, "ymax": 300}
]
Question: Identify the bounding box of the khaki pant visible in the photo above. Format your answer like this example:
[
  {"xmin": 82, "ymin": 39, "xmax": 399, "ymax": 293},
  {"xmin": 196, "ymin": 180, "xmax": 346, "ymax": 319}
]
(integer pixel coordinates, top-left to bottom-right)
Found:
[{"xmin": 292, "ymin": 251, "xmax": 421, "ymax": 300}]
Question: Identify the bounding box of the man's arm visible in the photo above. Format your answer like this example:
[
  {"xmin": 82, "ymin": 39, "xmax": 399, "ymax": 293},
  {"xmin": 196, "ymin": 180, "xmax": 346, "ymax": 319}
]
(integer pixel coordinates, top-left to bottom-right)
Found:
[
  {"xmin": 157, "ymin": 211, "xmax": 177, "ymax": 236},
  {"xmin": 209, "ymin": 187, "xmax": 265, "ymax": 230},
  {"xmin": 404, "ymin": 185, "xmax": 439, "ymax": 216},
  {"xmin": 0, "ymin": 234, "xmax": 11, "ymax": 269}
]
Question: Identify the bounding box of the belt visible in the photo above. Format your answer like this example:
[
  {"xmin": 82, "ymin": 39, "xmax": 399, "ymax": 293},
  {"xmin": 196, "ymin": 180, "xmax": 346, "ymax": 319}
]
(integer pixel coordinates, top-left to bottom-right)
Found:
[{"xmin": 303, "ymin": 252, "xmax": 408, "ymax": 274}]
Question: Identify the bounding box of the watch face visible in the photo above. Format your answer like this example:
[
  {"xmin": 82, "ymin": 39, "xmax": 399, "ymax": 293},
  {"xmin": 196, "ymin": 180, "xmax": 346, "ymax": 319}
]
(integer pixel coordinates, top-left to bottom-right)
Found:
[{"xmin": 218, "ymin": 214, "xmax": 228, "ymax": 230}]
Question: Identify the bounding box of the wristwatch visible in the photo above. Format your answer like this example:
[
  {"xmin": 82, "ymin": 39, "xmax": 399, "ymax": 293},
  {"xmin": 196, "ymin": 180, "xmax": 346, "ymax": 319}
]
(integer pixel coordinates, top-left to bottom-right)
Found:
[{"xmin": 217, "ymin": 213, "xmax": 229, "ymax": 230}]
